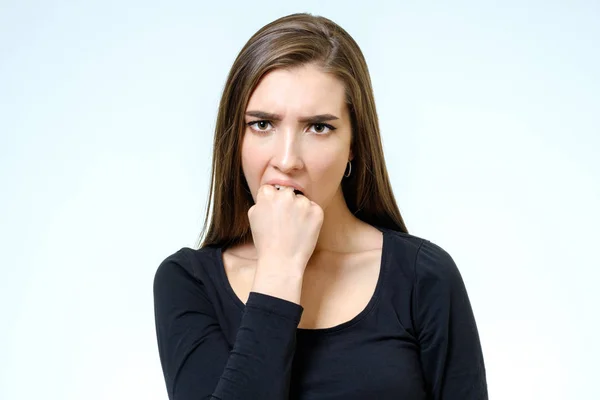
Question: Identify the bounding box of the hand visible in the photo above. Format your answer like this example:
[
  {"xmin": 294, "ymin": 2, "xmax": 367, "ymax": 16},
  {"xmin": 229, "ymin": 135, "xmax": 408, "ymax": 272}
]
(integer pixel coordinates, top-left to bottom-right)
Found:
[{"xmin": 248, "ymin": 184, "xmax": 324, "ymax": 271}]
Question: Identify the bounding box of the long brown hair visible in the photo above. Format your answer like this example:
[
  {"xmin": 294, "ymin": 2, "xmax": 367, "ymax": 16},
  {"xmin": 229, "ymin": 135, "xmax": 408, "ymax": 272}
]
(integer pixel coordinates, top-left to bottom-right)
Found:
[{"xmin": 197, "ymin": 13, "xmax": 408, "ymax": 249}]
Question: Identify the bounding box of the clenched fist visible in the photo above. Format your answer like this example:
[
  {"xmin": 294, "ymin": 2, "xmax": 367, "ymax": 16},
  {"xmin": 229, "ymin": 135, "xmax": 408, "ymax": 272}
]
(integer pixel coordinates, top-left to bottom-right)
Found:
[{"xmin": 248, "ymin": 184, "xmax": 324, "ymax": 271}]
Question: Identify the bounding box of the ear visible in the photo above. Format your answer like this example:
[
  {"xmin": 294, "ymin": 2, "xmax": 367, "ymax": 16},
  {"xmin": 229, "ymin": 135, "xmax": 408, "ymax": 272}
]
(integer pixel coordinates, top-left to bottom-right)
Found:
[{"xmin": 349, "ymin": 148, "xmax": 354, "ymax": 162}]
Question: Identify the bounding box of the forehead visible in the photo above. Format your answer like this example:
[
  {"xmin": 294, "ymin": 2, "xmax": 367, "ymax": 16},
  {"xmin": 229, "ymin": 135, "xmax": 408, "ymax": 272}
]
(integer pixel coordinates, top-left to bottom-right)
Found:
[{"xmin": 246, "ymin": 64, "xmax": 347, "ymax": 117}]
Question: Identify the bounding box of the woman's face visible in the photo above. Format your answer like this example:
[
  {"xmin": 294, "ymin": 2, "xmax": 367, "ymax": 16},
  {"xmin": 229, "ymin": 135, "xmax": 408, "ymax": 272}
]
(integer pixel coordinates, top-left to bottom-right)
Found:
[{"xmin": 241, "ymin": 63, "xmax": 353, "ymax": 211}]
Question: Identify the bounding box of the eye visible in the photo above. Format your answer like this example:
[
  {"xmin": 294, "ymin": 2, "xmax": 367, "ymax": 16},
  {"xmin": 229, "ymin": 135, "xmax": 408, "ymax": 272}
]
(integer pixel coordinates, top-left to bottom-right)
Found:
[
  {"xmin": 309, "ymin": 123, "xmax": 335, "ymax": 135},
  {"xmin": 247, "ymin": 120, "xmax": 273, "ymax": 132}
]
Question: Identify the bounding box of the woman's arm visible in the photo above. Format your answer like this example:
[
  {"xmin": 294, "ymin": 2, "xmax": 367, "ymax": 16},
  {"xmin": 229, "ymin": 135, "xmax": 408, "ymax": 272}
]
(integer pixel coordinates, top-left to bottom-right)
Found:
[
  {"xmin": 413, "ymin": 241, "xmax": 488, "ymax": 399},
  {"xmin": 153, "ymin": 250, "xmax": 303, "ymax": 399}
]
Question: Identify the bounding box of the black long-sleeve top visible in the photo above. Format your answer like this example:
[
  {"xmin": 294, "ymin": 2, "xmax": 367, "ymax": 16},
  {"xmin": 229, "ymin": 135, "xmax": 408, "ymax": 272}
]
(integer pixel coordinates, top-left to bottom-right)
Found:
[{"xmin": 153, "ymin": 227, "xmax": 488, "ymax": 399}]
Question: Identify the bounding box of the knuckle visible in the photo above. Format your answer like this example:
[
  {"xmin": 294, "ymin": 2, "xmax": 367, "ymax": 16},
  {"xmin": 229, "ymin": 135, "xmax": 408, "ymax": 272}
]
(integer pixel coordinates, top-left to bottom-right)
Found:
[
  {"xmin": 300, "ymin": 197, "xmax": 311, "ymax": 207},
  {"xmin": 261, "ymin": 185, "xmax": 274, "ymax": 197},
  {"xmin": 313, "ymin": 205, "xmax": 324, "ymax": 217}
]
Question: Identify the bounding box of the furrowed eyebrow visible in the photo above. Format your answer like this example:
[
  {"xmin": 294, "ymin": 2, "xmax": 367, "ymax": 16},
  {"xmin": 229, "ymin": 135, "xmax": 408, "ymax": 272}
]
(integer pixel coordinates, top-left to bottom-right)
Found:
[{"xmin": 245, "ymin": 111, "xmax": 339, "ymax": 124}]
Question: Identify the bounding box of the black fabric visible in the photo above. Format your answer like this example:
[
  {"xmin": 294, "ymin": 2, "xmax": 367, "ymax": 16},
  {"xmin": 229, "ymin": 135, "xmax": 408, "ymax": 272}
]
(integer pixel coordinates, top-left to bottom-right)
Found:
[{"xmin": 153, "ymin": 227, "xmax": 487, "ymax": 399}]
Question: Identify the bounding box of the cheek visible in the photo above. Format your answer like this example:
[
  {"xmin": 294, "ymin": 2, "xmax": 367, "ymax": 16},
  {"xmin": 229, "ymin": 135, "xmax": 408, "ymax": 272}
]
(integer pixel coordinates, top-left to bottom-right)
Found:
[
  {"xmin": 241, "ymin": 137, "xmax": 265, "ymax": 190},
  {"xmin": 309, "ymin": 152, "xmax": 347, "ymax": 185}
]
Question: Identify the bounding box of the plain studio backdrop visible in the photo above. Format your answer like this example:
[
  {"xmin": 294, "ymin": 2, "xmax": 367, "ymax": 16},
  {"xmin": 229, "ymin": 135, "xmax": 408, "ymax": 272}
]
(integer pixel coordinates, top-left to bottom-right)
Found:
[{"xmin": 1, "ymin": 1, "xmax": 598, "ymax": 399}]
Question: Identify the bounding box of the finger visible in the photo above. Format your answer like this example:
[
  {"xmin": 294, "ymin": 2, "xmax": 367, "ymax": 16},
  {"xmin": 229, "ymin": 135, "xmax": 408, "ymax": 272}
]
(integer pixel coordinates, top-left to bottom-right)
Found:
[
  {"xmin": 260, "ymin": 184, "xmax": 274, "ymax": 194},
  {"xmin": 296, "ymin": 193, "xmax": 311, "ymax": 206},
  {"xmin": 257, "ymin": 184, "xmax": 275, "ymax": 201}
]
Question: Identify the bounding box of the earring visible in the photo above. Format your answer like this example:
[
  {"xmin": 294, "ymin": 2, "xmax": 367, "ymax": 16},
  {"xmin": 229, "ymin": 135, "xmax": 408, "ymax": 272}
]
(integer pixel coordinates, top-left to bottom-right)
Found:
[{"xmin": 344, "ymin": 160, "xmax": 352, "ymax": 178}]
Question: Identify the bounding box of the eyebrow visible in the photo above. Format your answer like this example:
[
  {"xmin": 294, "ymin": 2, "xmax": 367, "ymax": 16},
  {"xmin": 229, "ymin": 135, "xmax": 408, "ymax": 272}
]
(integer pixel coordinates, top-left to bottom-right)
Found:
[{"xmin": 245, "ymin": 111, "xmax": 340, "ymax": 124}]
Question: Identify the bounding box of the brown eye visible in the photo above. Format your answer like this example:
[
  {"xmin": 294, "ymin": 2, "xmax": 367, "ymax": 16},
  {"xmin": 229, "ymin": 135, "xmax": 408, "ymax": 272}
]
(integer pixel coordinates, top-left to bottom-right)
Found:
[
  {"xmin": 309, "ymin": 123, "xmax": 335, "ymax": 135},
  {"xmin": 247, "ymin": 120, "xmax": 272, "ymax": 132}
]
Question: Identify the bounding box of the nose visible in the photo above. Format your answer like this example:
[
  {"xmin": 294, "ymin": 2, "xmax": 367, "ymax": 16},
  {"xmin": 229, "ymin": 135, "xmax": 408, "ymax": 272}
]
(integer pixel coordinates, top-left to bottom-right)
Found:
[{"xmin": 270, "ymin": 127, "xmax": 304, "ymax": 173}]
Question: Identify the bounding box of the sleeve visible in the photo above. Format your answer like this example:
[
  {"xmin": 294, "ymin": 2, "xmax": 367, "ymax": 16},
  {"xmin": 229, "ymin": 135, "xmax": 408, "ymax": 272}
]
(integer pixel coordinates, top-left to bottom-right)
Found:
[
  {"xmin": 153, "ymin": 249, "xmax": 304, "ymax": 400},
  {"xmin": 413, "ymin": 241, "xmax": 488, "ymax": 399}
]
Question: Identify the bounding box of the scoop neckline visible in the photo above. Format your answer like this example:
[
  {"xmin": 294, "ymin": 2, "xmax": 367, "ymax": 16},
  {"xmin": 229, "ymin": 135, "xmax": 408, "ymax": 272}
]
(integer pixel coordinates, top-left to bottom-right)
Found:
[{"xmin": 215, "ymin": 226, "xmax": 389, "ymax": 335}]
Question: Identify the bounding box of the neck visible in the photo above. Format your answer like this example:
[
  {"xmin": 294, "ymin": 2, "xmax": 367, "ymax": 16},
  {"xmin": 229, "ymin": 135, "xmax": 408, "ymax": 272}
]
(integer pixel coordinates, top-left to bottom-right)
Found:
[{"xmin": 312, "ymin": 186, "xmax": 364, "ymax": 254}]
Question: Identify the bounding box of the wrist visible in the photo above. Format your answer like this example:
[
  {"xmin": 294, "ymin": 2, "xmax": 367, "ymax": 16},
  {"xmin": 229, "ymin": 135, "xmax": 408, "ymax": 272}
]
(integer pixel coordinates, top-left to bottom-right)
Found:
[
  {"xmin": 256, "ymin": 256, "xmax": 307, "ymax": 275},
  {"xmin": 251, "ymin": 261, "xmax": 305, "ymax": 304}
]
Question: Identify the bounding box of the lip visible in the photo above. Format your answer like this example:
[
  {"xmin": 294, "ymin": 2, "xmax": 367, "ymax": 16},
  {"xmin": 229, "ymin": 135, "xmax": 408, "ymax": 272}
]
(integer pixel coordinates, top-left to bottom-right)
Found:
[{"xmin": 265, "ymin": 179, "xmax": 305, "ymax": 194}]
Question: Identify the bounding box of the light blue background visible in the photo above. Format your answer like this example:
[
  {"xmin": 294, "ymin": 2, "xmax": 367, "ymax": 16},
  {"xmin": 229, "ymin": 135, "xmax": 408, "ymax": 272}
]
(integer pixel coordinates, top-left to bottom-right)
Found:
[{"xmin": 1, "ymin": 1, "xmax": 598, "ymax": 399}]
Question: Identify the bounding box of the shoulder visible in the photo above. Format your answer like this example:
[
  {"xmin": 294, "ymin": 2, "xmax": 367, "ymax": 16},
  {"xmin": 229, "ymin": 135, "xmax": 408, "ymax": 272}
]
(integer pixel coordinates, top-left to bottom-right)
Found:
[
  {"xmin": 153, "ymin": 246, "xmax": 222, "ymax": 290},
  {"xmin": 382, "ymin": 228, "xmax": 461, "ymax": 285}
]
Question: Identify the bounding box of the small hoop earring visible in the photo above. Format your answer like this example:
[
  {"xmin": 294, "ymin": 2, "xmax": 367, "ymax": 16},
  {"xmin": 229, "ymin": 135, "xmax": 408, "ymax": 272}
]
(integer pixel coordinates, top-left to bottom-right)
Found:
[{"xmin": 344, "ymin": 160, "xmax": 352, "ymax": 178}]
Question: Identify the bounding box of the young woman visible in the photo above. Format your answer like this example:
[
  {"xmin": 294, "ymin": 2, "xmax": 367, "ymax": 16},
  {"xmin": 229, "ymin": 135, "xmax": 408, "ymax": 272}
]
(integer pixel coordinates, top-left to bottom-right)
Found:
[{"xmin": 153, "ymin": 13, "xmax": 487, "ymax": 400}]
